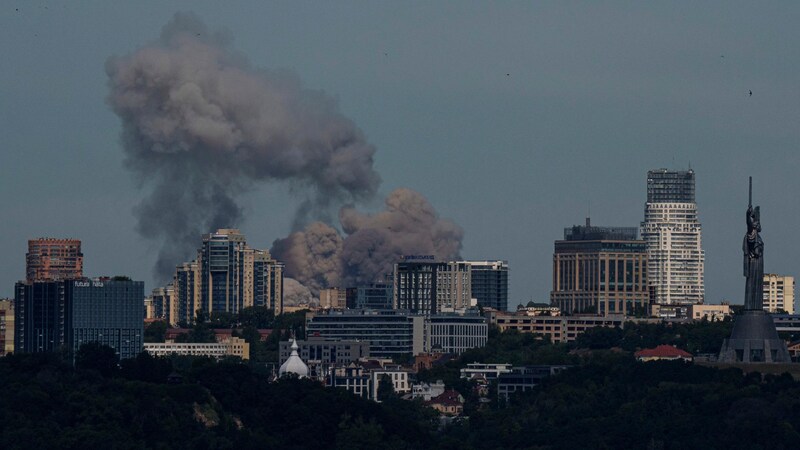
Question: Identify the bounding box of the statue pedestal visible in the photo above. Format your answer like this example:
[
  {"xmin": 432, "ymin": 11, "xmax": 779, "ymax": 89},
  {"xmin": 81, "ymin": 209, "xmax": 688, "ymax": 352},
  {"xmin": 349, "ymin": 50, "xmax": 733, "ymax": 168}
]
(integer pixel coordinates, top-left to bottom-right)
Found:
[{"xmin": 719, "ymin": 310, "xmax": 791, "ymax": 363}]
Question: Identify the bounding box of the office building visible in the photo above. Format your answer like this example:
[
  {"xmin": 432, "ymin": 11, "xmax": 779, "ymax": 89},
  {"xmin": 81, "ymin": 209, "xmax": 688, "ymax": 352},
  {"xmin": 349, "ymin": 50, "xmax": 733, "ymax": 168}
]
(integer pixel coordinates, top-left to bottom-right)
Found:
[
  {"xmin": 485, "ymin": 310, "xmax": 626, "ymax": 343},
  {"xmin": 0, "ymin": 299, "xmax": 14, "ymax": 354},
  {"xmin": 356, "ymin": 280, "xmax": 394, "ymax": 310},
  {"xmin": 497, "ymin": 366, "xmax": 571, "ymax": 400},
  {"xmin": 279, "ymin": 336, "xmax": 370, "ymax": 365},
  {"xmin": 14, "ymin": 280, "xmax": 65, "ymax": 353},
  {"xmin": 307, "ymin": 309, "xmax": 425, "ymax": 358},
  {"xmin": 15, "ymin": 278, "xmax": 144, "ymax": 360},
  {"xmin": 144, "ymin": 337, "xmax": 249, "ymax": 360},
  {"xmin": 319, "ymin": 288, "xmax": 348, "ymax": 309},
  {"xmin": 66, "ymin": 278, "xmax": 144, "ymax": 360},
  {"xmin": 427, "ymin": 313, "xmax": 488, "ymax": 354},
  {"xmin": 369, "ymin": 369, "xmax": 411, "ymax": 401},
  {"xmin": 763, "ymin": 274, "xmax": 795, "ymax": 314},
  {"xmin": 306, "ymin": 309, "xmax": 488, "ymax": 357},
  {"xmin": 551, "ymin": 218, "xmax": 648, "ymax": 316},
  {"xmin": 641, "ymin": 169, "xmax": 705, "ymax": 311},
  {"xmin": 328, "ymin": 365, "xmax": 371, "ymax": 398},
  {"xmin": 463, "ymin": 260, "xmax": 509, "ymax": 311},
  {"xmin": 460, "ymin": 363, "xmax": 513, "ymax": 381},
  {"xmin": 394, "ymin": 261, "xmax": 473, "ymax": 315},
  {"xmin": 26, "ymin": 238, "xmax": 83, "ymax": 282}
]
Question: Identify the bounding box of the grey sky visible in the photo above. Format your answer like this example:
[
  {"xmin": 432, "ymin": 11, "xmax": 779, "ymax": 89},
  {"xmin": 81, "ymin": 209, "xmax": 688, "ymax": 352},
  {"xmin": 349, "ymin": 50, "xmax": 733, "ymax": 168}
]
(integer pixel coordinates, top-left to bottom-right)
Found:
[{"xmin": 2, "ymin": 2, "xmax": 799, "ymax": 307}]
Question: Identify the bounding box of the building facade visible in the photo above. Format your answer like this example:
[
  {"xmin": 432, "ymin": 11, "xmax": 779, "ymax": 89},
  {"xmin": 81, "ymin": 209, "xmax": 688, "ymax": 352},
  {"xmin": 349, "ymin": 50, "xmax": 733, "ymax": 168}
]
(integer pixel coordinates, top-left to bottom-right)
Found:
[
  {"xmin": 0, "ymin": 299, "xmax": 15, "ymax": 354},
  {"xmin": 551, "ymin": 219, "xmax": 648, "ymax": 316},
  {"xmin": 200, "ymin": 229, "xmax": 250, "ymax": 314},
  {"xmin": 763, "ymin": 274, "xmax": 795, "ymax": 314},
  {"xmin": 253, "ymin": 249, "xmax": 284, "ymax": 313},
  {"xmin": 279, "ymin": 336, "xmax": 370, "ymax": 365},
  {"xmin": 144, "ymin": 337, "xmax": 249, "ymax": 360},
  {"xmin": 66, "ymin": 278, "xmax": 144, "ymax": 361},
  {"xmin": 427, "ymin": 313, "xmax": 488, "ymax": 354},
  {"xmin": 463, "ymin": 260, "xmax": 509, "ymax": 311},
  {"xmin": 319, "ymin": 288, "xmax": 348, "ymax": 309},
  {"xmin": 394, "ymin": 261, "xmax": 473, "ymax": 315},
  {"xmin": 174, "ymin": 261, "xmax": 200, "ymax": 324},
  {"xmin": 356, "ymin": 281, "xmax": 394, "ymax": 310},
  {"xmin": 641, "ymin": 169, "xmax": 705, "ymax": 311},
  {"xmin": 26, "ymin": 238, "xmax": 83, "ymax": 282},
  {"xmin": 15, "ymin": 278, "xmax": 144, "ymax": 360},
  {"xmin": 485, "ymin": 310, "xmax": 626, "ymax": 343}
]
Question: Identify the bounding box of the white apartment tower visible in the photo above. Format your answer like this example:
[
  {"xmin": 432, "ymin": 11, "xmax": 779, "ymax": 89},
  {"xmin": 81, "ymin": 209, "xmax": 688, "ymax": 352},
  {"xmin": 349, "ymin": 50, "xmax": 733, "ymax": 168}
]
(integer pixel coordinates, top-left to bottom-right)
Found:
[
  {"xmin": 763, "ymin": 274, "xmax": 795, "ymax": 314},
  {"xmin": 641, "ymin": 169, "xmax": 705, "ymax": 308}
]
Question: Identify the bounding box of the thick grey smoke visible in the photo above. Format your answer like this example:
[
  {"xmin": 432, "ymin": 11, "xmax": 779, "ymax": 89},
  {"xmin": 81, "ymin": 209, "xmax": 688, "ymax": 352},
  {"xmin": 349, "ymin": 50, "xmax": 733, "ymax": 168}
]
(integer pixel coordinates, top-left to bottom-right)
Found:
[
  {"xmin": 106, "ymin": 12, "xmax": 380, "ymax": 280},
  {"xmin": 272, "ymin": 188, "xmax": 464, "ymax": 294},
  {"xmin": 282, "ymin": 278, "xmax": 317, "ymax": 307}
]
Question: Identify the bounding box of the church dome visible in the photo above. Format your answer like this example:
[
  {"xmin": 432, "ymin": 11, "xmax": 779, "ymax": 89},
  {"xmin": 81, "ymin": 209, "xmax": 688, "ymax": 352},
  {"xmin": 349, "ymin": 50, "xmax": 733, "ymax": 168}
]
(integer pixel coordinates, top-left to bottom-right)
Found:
[{"xmin": 279, "ymin": 339, "xmax": 309, "ymax": 378}]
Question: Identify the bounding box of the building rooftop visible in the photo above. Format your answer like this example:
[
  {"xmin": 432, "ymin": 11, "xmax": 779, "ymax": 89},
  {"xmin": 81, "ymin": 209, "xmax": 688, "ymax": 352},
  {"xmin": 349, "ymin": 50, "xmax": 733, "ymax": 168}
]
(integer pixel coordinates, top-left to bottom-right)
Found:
[{"xmin": 634, "ymin": 345, "xmax": 692, "ymax": 359}]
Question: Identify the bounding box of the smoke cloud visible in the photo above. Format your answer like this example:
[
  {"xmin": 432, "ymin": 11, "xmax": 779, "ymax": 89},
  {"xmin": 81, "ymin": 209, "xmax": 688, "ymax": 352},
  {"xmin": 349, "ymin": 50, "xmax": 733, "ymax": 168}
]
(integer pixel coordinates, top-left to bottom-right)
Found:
[
  {"xmin": 272, "ymin": 188, "xmax": 464, "ymax": 294},
  {"xmin": 106, "ymin": 12, "xmax": 380, "ymax": 280},
  {"xmin": 282, "ymin": 278, "xmax": 317, "ymax": 307}
]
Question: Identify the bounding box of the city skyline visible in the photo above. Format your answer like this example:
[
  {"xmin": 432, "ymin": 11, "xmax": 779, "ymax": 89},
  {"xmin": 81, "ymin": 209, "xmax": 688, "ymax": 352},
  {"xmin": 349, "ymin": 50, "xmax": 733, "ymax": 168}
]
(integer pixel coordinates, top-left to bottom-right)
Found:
[{"xmin": 2, "ymin": 3, "xmax": 800, "ymax": 307}]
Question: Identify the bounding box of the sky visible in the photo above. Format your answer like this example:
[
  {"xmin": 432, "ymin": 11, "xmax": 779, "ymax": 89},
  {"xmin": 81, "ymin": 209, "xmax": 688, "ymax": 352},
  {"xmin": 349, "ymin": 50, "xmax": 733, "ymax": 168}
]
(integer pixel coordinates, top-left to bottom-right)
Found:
[{"xmin": 2, "ymin": 2, "xmax": 799, "ymax": 308}]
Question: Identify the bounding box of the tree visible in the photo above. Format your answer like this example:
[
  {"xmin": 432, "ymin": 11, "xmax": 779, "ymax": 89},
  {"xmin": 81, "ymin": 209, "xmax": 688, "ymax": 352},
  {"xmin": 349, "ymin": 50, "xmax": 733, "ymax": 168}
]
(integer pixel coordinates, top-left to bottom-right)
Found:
[
  {"xmin": 75, "ymin": 342, "xmax": 119, "ymax": 377},
  {"xmin": 144, "ymin": 321, "xmax": 167, "ymax": 343},
  {"xmin": 378, "ymin": 375, "xmax": 395, "ymax": 402}
]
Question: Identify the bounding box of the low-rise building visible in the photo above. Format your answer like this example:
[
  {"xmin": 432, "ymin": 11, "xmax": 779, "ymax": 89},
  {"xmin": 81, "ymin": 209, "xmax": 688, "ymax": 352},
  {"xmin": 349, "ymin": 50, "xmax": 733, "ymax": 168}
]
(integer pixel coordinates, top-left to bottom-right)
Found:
[
  {"xmin": 634, "ymin": 345, "xmax": 693, "ymax": 362},
  {"xmin": 279, "ymin": 336, "xmax": 370, "ymax": 366},
  {"xmin": 370, "ymin": 368, "xmax": 411, "ymax": 400},
  {"xmin": 763, "ymin": 274, "xmax": 795, "ymax": 314},
  {"xmin": 411, "ymin": 380, "xmax": 446, "ymax": 401},
  {"xmin": 425, "ymin": 390, "xmax": 464, "ymax": 416},
  {"xmin": 460, "ymin": 363, "xmax": 513, "ymax": 381},
  {"xmin": 485, "ymin": 310, "xmax": 625, "ymax": 343},
  {"xmin": 427, "ymin": 313, "xmax": 488, "ymax": 354},
  {"xmin": 497, "ymin": 365, "xmax": 571, "ymax": 400},
  {"xmin": 688, "ymin": 304, "xmax": 732, "ymax": 322},
  {"xmin": 144, "ymin": 337, "xmax": 249, "ymax": 360},
  {"xmin": 328, "ymin": 364, "xmax": 370, "ymax": 398}
]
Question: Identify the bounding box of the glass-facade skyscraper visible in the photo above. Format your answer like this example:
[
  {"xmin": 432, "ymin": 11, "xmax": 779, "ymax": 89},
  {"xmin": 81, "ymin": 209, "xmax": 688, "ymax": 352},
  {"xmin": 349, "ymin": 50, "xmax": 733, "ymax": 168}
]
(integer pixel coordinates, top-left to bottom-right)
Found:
[{"xmin": 463, "ymin": 261, "xmax": 509, "ymax": 311}]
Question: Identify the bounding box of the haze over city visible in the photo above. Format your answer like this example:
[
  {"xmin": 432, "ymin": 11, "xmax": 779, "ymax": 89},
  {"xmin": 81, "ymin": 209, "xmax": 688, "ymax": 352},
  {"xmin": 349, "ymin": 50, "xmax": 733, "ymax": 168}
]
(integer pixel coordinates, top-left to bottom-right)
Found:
[{"xmin": 2, "ymin": 2, "xmax": 800, "ymax": 306}]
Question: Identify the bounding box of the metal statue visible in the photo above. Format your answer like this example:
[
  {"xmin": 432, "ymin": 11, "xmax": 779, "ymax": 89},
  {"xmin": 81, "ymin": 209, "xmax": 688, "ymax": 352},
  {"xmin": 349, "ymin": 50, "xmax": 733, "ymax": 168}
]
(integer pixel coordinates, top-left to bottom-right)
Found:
[{"xmin": 742, "ymin": 177, "xmax": 764, "ymax": 310}]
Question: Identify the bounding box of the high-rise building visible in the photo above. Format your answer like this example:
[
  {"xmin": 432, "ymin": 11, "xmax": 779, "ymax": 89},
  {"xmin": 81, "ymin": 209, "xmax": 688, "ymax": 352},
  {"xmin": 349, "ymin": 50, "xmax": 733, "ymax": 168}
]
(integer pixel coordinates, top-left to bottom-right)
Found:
[
  {"xmin": 0, "ymin": 299, "xmax": 15, "ymax": 354},
  {"xmin": 641, "ymin": 169, "xmax": 705, "ymax": 312},
  {"xmin": 66, "ymin": 278, "xmax": 144, "ymax": 360},
  {"xmin": 200, "ymin": 229, "xmax": 250, "ymax": 314},
  {"xmin": 319, "ymin": 288, "xmax": 348, "ymax": 309},
  {"xmin": 174, "ymin": 261, "xmax": 200, "ymax": 323},
  {"xmin": 15, "ymin": 278, "xmax": 144, "ymax": 360},
  {"xmin": 551, "ymin": 218, "xmax": 648, "ymax": 316},
  {"xmin": 763, "ymin": 274, "xmax": 795, "ymax": 314},
  {"xmin": 14, "ymin": 280, "xmax": 65, "ymax": 353},
  {"xmin": 462, "ymin": 260, "xmax": 509, "ymax": 311},
  {"xmin": 26, "ymin": 238, "xmax": 83, "ymax": 282},
  {"xmin": 253, "ymin": 249, "xmax": 284, "ymax": 313},
  {"xmin": 155, "ymin": 229, "xmax": 285, "ymax": 321},
  {"xmin": 394, "ymin": 261, "xmax": 473, "ymax": 315}
]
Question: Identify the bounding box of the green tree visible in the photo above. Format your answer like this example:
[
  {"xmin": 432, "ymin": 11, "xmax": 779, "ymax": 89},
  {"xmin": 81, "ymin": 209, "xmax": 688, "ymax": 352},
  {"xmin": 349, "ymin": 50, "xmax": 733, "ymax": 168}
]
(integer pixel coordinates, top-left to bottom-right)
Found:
[
  {"xmin": 75, "ymin": 342, "xmax": 119, "ymax": 377},
  {"xmin": 144, "ymin": 320, "xmax": 167, "ymax": 343},
  {"xmin": 378, "ymin": 374, "xmax": 395, "ymax": 402}
]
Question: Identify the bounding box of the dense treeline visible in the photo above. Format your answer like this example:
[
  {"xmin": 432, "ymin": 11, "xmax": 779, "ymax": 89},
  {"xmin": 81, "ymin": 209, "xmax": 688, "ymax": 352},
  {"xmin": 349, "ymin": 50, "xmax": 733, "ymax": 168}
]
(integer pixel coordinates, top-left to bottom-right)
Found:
[
  {"xmin": 0, "ymin": 350, "xmax": 436, "ymax": 449},
  {"xmin": 4, "ymin": 318, "xmax": 799, "ymax": 449}
]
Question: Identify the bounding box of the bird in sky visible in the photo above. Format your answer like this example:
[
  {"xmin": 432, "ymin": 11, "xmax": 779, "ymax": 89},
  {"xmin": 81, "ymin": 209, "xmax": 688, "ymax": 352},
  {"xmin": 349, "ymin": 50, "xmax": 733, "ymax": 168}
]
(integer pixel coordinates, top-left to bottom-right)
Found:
[{"xmin": 749, "ymin": 90, "xmax": 753, "ymax": 96}]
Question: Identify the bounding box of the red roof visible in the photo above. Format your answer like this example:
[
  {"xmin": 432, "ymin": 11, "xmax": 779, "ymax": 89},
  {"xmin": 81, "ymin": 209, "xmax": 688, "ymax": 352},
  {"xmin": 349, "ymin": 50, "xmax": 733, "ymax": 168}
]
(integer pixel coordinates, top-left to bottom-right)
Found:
[
  {"xmin": 635, "ymin": 345, "xmax": 692, "ymax": 358},
  {"xmin": 425, "ymin": 390, "xmax": 464, "ymax": 407}
]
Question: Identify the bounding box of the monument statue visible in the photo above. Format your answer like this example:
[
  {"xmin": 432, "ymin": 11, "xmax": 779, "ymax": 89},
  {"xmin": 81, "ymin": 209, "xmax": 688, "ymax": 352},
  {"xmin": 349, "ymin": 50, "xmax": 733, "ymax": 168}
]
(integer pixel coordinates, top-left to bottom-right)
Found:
[
  {"xmin": 742, "ymin": 178, "xmax": 764, "ymax": 311},
  {"xmin": 719, "ymin": 177, "xmax": 791, "ymax": 363}
]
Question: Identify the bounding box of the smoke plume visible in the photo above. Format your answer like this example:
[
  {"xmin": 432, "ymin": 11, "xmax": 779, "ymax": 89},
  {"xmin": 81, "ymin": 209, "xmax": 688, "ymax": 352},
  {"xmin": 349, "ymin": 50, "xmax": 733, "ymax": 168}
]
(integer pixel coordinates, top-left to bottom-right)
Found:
[
  {"xmin": 106, "ymin": 12, "xmax": 380, "ymax": 280},
  {"xmin": 272, "ymin": 188, "xmax": 464, "ymax": 295},
  {"xmin": 282, "ymin": 278, "xmax": 317, "ymax": 307}
]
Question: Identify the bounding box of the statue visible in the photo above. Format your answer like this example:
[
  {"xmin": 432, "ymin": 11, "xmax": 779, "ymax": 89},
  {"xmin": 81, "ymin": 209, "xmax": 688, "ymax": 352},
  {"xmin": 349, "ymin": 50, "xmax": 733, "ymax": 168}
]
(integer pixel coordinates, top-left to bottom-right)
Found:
[
  {"xmin": 719, "ymin": 176, "xmax": 791, "ymax": 363},
  {"xmin": 742, "ymin": 177, "xmax": 764, "ymax": 310}
]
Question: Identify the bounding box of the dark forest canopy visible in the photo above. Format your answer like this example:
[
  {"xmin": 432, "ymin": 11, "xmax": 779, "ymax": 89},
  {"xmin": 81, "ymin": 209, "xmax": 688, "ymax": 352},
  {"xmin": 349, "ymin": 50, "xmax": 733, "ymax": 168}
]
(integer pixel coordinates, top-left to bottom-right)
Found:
[{"xmin": 3, "ymin": 319, "xmax": 799, "ymax": 449}]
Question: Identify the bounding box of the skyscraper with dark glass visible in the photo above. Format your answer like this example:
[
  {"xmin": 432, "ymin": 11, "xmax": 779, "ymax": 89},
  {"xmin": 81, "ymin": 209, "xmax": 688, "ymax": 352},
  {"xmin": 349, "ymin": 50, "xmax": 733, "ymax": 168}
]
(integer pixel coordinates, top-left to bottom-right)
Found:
[
  {"xmin": 200, "ymin": 229, "xmax": 249, "ymax": 314},
  {"xmin": 463, "ymin": 261, "xmax": 509, "ymax": 311},
  {"xmin": 15, "ymin": 278, "xmax": 144, "ymax": 360}
]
